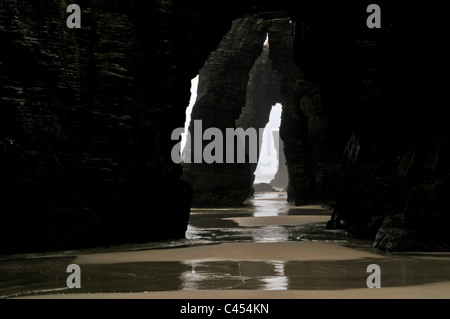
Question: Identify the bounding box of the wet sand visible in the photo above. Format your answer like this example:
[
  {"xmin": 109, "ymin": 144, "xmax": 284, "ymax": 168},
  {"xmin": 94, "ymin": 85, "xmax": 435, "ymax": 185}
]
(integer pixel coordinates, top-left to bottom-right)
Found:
[
  {"xmin": 21, "ymin": 281, "xmax": 450, "ymax": 299},
  {"xmin": 14, "ymin": 237, "xmax": 450, "ymax": 298},
  {"xmin": 227, "ymin": 215, "xmax": 331, "ymax": 226},
  {"xmin": 74, "ymin": 241, "xmax": 385, "ymax": 264},
  {"xmin": 4, "ymin": 192, "xmax": 450, "ymax": 299}
]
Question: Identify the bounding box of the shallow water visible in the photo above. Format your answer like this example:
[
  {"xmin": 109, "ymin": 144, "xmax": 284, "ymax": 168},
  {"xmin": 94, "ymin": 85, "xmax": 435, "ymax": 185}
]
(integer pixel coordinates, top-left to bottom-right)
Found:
[{"xmin": 1, "ymin": 192, "xmax": 450, "ymax": 298}]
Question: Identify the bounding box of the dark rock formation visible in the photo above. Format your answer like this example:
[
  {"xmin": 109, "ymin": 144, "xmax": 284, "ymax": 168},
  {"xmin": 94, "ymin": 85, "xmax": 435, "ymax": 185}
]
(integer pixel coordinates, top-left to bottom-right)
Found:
[
  {"xmin": 0, "ymin": 0, "xmax": 235, "ymax": 253},
  {"xmin": 181, "ymin": 17, "xmax": 270, "ymax": 207},
  {"xmin": 297, "ymin": 1, "xmax": 449, "ymax": 251},
  {"xmin": 270, "ymin": 132, "xmax": 288, "ymax": 190},
  {"xmin": 183, "ymin": 17, "xmax": 340, "ymax": 207},
  {"xmin": 253, "ymin": 183, "xmax": 277, "ymax": 193},
  {"xmin": 237, "ymin": 44, "xmax": 280, "ymax": 188},
  {"xmin": 1, "ymin": 0, "xmax": 448, "ymax": 253},
  {"xmin": 267, "ymin": 18, "xmax": 342, "ymax": 206},
  {"xmin": 329, "ymin": 132, "xmax": 450, "ymax": 251}
]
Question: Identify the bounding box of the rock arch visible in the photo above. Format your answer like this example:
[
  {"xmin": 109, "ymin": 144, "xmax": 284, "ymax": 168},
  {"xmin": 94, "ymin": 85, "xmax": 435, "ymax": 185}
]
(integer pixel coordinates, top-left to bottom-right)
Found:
[{"xmin": 1, "ymin": 1, "xmax": 448, "ymax": 253}]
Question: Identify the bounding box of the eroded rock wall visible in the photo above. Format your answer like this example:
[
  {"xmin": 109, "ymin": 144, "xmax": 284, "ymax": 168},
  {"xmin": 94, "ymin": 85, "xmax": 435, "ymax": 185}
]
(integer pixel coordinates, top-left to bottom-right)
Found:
[
  {"xmin": 181, "ymin": 17, "xmax": 269, "ymax": 207},
  {"xmin": 270, "ymin": 135, "xmax": 288, "ymax": 190},
  {"xmin": 268, "ymin": 18, "xmax": 341, "ymax": 205},
  {"xmin": 1, "ymin": 0, "xmax": 448, "ymax": 253},
  {"xmin": 291, "ymin": 1, "xmax": 449, "ymax": 250},
  {"xmin": 183, "ymin": 17, "xmax": 341, "ymax": 207},
  {"xmin": 236, "ymin": 44, "xmax": 280, "ymax": 195},
  {"xmin": 0, "ymin": 0, "xmax": 237, "ymax": 253}
]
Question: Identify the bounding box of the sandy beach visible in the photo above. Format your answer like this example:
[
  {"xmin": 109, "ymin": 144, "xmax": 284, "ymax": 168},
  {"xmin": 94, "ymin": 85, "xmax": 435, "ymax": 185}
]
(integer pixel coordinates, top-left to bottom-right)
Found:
[
  {"xmin": 15, "ymin": 232, "xmax": 450, "ymax": 299},
  {"xmin": 73, "ymin": 241, "xmax": 385, "ymax": 264},
  {"xmin": 21, "ymin": 281, "xmax": 450, "ymax": 299},
  {"xmin": 4, "ymin": 193, "xmax": 450, "ymax": 300},
  {"xmin": 227, "ymin": 215, "xmax": 331, "ymax": 227},
  {"xmin": 16, "ymin": 236, "xmax": 450, "ymax": 299}
]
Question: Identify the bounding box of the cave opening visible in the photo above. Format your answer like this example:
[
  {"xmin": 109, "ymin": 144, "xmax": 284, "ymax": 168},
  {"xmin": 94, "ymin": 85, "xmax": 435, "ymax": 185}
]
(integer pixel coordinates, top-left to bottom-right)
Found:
[
  {"xmin": 1, "ymin": 0, "xmax": 448, "ymax": 256},
  {"xmin": 253, "ymin": 103, "xmax": 288, "ymax": 191},
  {"xmin": 180, "ymin": 74, "xmax": 198, "ymax": 160},
  {"xmin": 180, "ymin": 16, "xmax": 308, "ymax": 208}
]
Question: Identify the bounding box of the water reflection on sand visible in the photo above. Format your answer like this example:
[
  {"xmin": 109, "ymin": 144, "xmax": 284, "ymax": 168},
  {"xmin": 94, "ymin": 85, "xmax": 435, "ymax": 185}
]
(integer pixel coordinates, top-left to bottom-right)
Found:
[
  {"xmin": 2, "ymin": 191, "xmax": 450, "ymax": 298},
  {"xmin": 180, "ymin": 260, "xmax": 288, "ymax": 291}
]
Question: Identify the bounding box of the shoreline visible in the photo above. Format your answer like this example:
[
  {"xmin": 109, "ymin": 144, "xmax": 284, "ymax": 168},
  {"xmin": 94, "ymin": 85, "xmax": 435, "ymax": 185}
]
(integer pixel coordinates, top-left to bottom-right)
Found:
[
  {"xmin": 17, "ymin": 280, "xmax": 450, "ymax": 299},
  {"xmin": 227, "ymin": 215, "xmax": 331, "ymax": 227},
  {"xmin": 4, "ymin": 205, "xmax": 450, "ymax": 300},
  {"xmin": 73, "ymin": 241, "xmax": 385, "ymax": 264}
]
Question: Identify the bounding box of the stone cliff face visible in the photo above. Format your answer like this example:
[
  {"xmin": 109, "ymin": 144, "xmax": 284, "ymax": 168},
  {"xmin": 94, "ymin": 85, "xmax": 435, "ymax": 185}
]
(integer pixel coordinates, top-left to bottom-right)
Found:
[
  {"xmin": 1, "ymin": 0, "xmax": 448, "ymax": 253},
  {"xmin": 270, "ymin": 135, "xmax": 288, "ymax": 190},
  {"xmin": 267, "ymin": 18, "xmax": 342, "ymax": 206},
  {"xmin": 183, "ymin": 17, "xmax": 341, "ymax": 207},
  {"xmin": 0, "ymin": 0, "xmax": 236, "ymax": 253},
  {"xmin": 181, "ymin": 17, "xmax": 269, "ymax": 207},
  {"xmin": 236, "ymin": 43, "xmax": 280, "ymax": 191},
  {"xmin": 292, "ymin": 1, "xmax": 449, "ymax": 251}
]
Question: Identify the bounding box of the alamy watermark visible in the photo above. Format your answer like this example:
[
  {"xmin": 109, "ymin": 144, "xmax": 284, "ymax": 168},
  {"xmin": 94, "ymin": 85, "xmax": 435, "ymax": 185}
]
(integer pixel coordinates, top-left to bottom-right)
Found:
[
  {"xmin": 64, "ymin": 4, "xmax": 380, "ymax": 30},
  {"xmin": 66, "ymin": 264, "xmax": 81, "ymax": 288},
  {"xmin": 171, "ymin": 120, "xmax": 279, "ymax": 166},
  {"xmin": 366, "ymin": 4, "xmax": 381, "ymax": 29},
  {"xmin": 366, "ymin": 264, "xmax": 381, "ymax": 288},
  {"xmin": 66, "ymin": 4, "xmax": 81, "ymax": 29}
]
